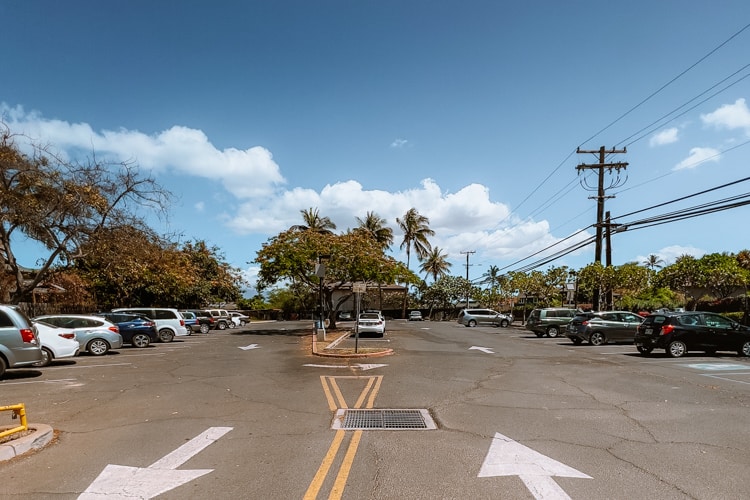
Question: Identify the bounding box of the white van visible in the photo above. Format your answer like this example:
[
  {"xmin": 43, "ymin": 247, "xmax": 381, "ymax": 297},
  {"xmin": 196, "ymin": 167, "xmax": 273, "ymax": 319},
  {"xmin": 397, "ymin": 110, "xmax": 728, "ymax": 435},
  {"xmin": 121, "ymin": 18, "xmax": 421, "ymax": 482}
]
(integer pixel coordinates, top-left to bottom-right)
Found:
[{"xmin": 111, "ymin": 307, "xmax": 189, "ymax": 342}]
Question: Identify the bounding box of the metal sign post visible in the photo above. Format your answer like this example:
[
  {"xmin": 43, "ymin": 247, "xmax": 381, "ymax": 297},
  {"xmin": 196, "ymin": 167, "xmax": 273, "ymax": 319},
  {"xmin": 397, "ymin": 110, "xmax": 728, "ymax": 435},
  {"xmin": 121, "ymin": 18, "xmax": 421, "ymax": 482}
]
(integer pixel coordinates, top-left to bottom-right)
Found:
[{"xmin": 353, "ymin": 282, "xmax": 366, "ymax": 353}]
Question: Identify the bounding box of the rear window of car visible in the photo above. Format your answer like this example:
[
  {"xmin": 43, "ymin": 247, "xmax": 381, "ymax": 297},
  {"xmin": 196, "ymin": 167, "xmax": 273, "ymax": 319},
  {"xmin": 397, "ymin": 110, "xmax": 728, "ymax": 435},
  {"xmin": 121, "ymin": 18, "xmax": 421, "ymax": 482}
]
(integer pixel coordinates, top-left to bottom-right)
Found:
[
  {"xmin": 359, "ymin": 313, "xmax": 380, "ymax": 320},
  {"xmin": 153, "ymin": 309, "xmax": 178, "ymax": 320}
]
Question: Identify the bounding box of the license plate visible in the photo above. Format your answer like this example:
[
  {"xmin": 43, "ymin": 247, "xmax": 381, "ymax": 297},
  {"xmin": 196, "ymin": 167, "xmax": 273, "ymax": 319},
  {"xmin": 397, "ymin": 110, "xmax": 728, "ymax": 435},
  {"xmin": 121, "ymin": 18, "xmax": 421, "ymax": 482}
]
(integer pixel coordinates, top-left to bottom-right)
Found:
[{"xmin": 645, "ymin": 328, "xmax": 653, "ymax": 335}]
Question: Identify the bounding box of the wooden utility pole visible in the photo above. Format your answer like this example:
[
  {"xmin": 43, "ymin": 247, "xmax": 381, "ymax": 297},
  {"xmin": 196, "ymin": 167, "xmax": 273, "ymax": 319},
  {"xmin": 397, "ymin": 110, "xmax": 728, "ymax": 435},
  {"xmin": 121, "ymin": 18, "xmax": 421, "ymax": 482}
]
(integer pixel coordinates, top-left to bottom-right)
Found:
[{"xmin": 576, "ymin": 146, "xmax": 628, "ymax": 310}]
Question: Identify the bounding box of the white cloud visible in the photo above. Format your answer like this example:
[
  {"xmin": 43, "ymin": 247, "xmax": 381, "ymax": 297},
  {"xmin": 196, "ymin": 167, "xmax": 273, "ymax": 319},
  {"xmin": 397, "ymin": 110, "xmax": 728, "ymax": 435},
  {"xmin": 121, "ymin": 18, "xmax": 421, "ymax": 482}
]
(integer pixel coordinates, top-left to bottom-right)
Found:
[
  {"xmin": 1, "ymin": 103, "xmax": 286, "ymax": 199},
  {"xmin": 672, "ymin": 147, "xmax": 721, "ymax": 171},
  {"xmin": 635, "ymin": 245, "xmax": 704, "ymax": 267},
  {"xmin": 701, "ymin": 98, "xmax": 750, "ymax": 134},
  {"xmin": 390, "ymin": 138, "xmax": 408, "ymax": 148},
  {"xmin": 649, "ymin": 127, "xmax": 679, "ymax": 147},
  {"xmin": 194, "ymin": 201, "xmax": 205, "ymax": 212}
]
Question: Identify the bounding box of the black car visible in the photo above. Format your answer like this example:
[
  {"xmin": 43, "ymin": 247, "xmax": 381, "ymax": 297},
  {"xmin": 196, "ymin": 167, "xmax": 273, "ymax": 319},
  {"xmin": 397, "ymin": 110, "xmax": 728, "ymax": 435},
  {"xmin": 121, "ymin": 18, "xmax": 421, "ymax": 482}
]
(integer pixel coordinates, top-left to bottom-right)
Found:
[
  {"xmin": 566, "ymin": 310, "xmax": 643, "ymax": 346},
  {"xmin": 635, "ymin": 311, "xmax": 750, "ymax": 358},
  {"xmin": 94, "ymin": 312, "xmax": 158, "ymax": 348}
]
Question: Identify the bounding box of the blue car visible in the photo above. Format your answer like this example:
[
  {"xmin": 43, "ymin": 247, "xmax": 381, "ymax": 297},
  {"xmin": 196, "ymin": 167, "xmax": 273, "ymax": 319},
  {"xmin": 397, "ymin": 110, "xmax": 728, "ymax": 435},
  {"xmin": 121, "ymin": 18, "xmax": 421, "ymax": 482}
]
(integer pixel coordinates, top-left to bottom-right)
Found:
[{"xmin": 94, "ymin": 312, "xmax": 159, "ymax": 348}]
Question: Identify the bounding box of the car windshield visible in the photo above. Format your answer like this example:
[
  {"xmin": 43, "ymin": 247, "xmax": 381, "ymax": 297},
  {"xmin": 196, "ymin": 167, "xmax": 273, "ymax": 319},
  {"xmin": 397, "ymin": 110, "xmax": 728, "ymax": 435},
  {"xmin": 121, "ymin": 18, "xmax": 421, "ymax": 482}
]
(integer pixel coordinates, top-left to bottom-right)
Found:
[{"xmin": 359, "ymin": 313, "xmax": 380, "ymax": 320}]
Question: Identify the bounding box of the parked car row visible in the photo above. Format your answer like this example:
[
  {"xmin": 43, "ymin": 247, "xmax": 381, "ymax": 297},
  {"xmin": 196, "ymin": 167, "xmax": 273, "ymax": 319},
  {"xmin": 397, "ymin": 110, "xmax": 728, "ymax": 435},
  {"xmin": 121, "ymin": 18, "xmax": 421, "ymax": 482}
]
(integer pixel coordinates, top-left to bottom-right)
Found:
[
  {"xmin": 0, "ymin": 304, "xmax": 253, "ymax": 378},
  {"xmin": 521, "ymin": 307, "xmax": 750, "ymax": 359}
]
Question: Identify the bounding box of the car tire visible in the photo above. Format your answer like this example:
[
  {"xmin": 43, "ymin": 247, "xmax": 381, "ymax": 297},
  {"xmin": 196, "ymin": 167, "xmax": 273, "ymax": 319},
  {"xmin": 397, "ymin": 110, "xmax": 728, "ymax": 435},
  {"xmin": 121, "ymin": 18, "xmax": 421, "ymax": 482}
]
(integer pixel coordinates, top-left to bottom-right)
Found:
[
  {"xmin": 500, "ymin": 319, "xmax": 509, "ymax": 328},
  {"xmin": 468, "ymin": 320, "xmax": 477, "ymax": 327},
  {"xmin": 571, "ymin": 338, "xmax": 583, "ymax": 345},
  {"xmin": 217, "ymin": 321, "xmax": 227, "ymax": 330},
  {"xmin": 589, "ymin": 332, "xmax": 606, "ymax": 346},
  {"xmin": 667, "ymin": 340, "xmax": 687, "ymax": 358},
  {"xmin": 131, "ymin": 333, "xmax": 150, "ymax": 348},
  {"xmin": 739, "ymin": 341, "xmax": 750, "ymax": 357},
  {"xmin": 87, "ymin": 339, "xmax": 110, "ymax": 356},
  {"xmin": 159, "ymin": 329, "xmax": 175, "ymax": 343},
  {"xmin": 35, "ymin": 347, "xmax": 53, "ymax": 367},
  {"xmin": 546, "ymin": 326, "xmax": 560, "ymax": 338},
  {"xmin": 200, "ymin": 323, "xmax": 210, "ymax": 334},
  {"xmin": 240, "ymin": 320, "xmax": 247, "ymax": 327},
  {"xmin": 637, "ymin": 345, "xmax": 653, "ymax": 355},
  {"xmin": 0, "ymin": 356, "xmax": 6, "ymax": 378}
]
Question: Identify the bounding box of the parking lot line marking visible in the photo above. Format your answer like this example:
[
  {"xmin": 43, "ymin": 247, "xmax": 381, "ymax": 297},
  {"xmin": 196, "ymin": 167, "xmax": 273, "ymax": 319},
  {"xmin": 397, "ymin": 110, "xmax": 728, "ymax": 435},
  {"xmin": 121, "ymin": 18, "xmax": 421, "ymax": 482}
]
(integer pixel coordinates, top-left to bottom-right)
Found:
[
  {"xmin": 306, "ymin": 376, "xmax": 383, "ymax": 500},
  {"xmin": 0, "ymin": 378, "xmax": 77, "ymax": 386}
]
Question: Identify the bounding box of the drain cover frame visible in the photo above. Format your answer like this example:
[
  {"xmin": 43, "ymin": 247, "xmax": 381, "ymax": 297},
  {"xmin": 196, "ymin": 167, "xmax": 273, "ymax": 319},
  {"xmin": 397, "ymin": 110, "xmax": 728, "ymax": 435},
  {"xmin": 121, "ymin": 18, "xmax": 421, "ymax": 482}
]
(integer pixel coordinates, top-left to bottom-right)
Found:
[{"xmin": 332, "ymin": 409, "xmax": 437, "ymax": 430}]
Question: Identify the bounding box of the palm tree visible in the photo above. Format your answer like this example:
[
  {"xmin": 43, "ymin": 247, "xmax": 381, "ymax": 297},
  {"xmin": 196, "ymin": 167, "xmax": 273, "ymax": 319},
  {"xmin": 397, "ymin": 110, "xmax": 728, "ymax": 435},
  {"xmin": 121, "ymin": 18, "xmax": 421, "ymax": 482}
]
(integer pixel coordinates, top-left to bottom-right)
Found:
[
  {"xmin": 419, "ymin": 247, "xmax": 452, "ymax": 282},
  {"xmin": 396, "ymin": 208, "xmax": 434, "ymax": 317},
  {"xmin": 481, "ymin": 265, "xmax": 501, "ymax": 288},
  {"xmin": 355, "ymin": 211, "xmax": 393, "ymax": 251},
  {"xmin": 396, "ymin": 208, "xmax": 434, "ymax": 270},
  {"xmin": 291, "ymin": 207, "xmax": 337, "ymax": 234},
  {"xmin": 643, "ymin": 254, "xmax": 664, "ymax": 271}
]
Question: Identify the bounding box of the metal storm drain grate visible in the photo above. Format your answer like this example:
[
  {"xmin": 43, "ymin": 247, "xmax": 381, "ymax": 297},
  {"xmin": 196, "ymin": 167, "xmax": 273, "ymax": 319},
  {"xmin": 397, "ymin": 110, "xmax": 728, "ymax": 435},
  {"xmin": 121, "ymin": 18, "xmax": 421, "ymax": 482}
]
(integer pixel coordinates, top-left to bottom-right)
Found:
[{"xmin": 332, "ymin": 409, "xmax": 437, "ymax": 430}]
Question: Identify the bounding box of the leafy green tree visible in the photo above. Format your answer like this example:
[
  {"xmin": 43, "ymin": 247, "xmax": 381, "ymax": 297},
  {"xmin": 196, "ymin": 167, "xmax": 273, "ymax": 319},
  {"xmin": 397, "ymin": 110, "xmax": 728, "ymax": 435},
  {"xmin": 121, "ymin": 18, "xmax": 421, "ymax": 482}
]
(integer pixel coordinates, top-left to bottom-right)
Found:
[
  {"xmin": 254, "ymin": 229, "xmax": 413, "ymax": 328},
  {"xmin": 643, "ymin": 254, "xmax": 665, "ymax": 270},
  {"xmin": 291, "ymin": 207, "xmax": 337, "ymax": 234},
  {"xmin": 0, "ymin": 124, "xmax": 170, "ymax": 303},
  {"xmin": 419, "ymin": 247, "xmax": 452, "ymax": 282},
  {"xmin": 396, "ymin": 208, "xmax": 434, "ymax": 317},
  {"xmin": 354, "ymin": 211, "xmax": 393, "ymax": 251}
]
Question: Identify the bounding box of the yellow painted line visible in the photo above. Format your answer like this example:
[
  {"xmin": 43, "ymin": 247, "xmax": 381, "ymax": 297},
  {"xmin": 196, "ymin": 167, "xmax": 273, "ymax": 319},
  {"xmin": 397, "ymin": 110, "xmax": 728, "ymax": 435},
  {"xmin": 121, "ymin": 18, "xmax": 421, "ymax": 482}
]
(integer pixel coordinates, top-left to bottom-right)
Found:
[
  {"xmin": 306, "ymin": 375, "xmax": 384, "ymax": 499},
  {"xmin": 320, "ymin": 376, "xmax": 338, "ymax": 412},
  {"xmin": 329, "ymin": 430, "xmax": 363, "ymax": 500},
  {"xmin": 303, "ymin": 430, "xmax": 346, "ymax": 500}
]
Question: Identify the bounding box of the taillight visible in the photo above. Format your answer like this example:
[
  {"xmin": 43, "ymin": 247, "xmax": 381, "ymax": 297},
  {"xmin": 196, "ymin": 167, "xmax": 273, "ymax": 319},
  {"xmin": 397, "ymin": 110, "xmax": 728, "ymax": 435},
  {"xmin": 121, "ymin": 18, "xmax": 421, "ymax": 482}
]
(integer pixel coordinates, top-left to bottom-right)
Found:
[
  {"xmin": 660, "ymin": 324, "xmax": 674, "ymax": 335},
  {"xmin": 59, "ymin": 333, "xmax": 76, "ymax": 340},
  {"xmin": 582, "ymin": 320, "xmax": 589, "ymax": 326},
  {"xmin": 109, "ymin": 325, "xmax": 120, "ymax": 334},
  {"xmin": 20, "ymin": 328, "xmax": 36, "ymax": 344},
  {"xmin": 180, "ymin": 320, "xmax": 185, "ymax": 326}
]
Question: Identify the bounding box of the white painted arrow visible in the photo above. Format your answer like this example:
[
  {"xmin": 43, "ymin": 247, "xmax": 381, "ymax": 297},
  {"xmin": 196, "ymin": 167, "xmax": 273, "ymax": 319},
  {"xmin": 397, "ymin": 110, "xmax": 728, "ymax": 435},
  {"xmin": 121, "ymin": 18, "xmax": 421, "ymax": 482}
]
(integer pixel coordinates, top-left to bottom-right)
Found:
[
  {"xmin": 79, "ymin": 426, "xmax": 233, "ymax": 500},
  {"xmin": 238, "ymin": 344, "xmax": 260, "ymax": 350},
  {"xmin": 469, "ymin": 346, "xmax": 495, "ymax": 354},
  {"xmin": 478, "ymin": 432, "xmax": 591, "ymax": 500}
]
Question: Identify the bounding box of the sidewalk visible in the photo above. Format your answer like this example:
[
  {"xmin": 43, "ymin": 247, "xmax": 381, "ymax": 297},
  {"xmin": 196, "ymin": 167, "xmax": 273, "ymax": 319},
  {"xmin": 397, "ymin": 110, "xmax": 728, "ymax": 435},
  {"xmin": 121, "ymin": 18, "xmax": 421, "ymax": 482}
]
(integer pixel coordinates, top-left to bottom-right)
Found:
[
  {"xmin": 311, "ymin": 329, "xmax": 393, "ymax": 358},
  {"xmin": 0, "ymin": 424, "xmax": 54, "ymax": 462}
]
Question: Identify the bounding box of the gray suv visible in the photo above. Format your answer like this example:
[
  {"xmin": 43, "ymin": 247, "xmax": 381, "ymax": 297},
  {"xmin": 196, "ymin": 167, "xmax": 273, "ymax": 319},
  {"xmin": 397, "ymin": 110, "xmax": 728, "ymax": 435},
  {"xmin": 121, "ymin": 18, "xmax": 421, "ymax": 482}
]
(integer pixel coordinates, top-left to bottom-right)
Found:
[
  {"xmin": 525, "ymin": 307, "xmax": 577, "ymax": 337},
  {"xmin": 0, "ymin": 305, "xmax": 43, "ymax": 378},
  {"xmin": 458, "ymin": 309, "xmax": 513, "ymax": 328}
]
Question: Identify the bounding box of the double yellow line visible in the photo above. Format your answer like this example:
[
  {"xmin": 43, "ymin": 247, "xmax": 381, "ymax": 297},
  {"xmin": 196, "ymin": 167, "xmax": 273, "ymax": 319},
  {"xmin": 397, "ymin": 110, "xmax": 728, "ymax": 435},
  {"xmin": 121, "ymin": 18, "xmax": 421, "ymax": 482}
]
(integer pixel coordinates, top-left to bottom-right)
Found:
[{"xmin": 304, "ymin": 375, "xmax": 383, "ymax": 500}]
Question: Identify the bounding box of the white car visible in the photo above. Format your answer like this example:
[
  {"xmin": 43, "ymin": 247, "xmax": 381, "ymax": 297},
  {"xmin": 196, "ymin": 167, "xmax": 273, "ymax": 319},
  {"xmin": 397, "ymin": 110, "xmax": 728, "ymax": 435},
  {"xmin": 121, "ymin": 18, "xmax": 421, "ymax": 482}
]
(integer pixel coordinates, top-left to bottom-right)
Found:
[
  {"xmin": 357, "ymin": 312, "xmax": 385, "ymax": 337},
  {"xmin": 229, "ymin": 312, "xmax": 249, "ymax": 327},
  {"xmin": 32, "ymin": 321, "xmax": 80, "ymax": 366}
]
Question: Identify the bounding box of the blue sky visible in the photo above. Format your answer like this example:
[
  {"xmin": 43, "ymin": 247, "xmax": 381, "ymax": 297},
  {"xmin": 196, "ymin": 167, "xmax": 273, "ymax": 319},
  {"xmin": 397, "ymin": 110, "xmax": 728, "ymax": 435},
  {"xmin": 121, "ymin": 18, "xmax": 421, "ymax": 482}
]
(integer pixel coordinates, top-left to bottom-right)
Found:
[{"xmin": 2, "ymin": 1, "xmax": 750, "ymax": 291}]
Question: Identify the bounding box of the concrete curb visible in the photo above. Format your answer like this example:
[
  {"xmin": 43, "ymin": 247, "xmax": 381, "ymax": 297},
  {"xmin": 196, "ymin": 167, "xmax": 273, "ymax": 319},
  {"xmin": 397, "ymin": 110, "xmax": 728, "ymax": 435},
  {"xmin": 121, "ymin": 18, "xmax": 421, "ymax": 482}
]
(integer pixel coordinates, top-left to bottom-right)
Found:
[
  {"xmin": 0, "ymin": 424, "xmax": 54, "ymax": 462},
  {"xmin": 311, "ymin": 331, "xmax": 394, "ymax": 358}
]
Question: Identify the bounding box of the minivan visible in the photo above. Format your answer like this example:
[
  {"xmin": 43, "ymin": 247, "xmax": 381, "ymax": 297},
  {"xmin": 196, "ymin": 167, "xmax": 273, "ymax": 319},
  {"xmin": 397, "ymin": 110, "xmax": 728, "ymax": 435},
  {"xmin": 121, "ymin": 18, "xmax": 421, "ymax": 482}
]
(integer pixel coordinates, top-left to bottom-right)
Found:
[
  {"xmin": 0, "ymin": 304, "xmax": 43, "ymax": 377},
  {"xmin": 112, "ymin": 307, "xmax": 189, "ymax": 342},
  {"xmin": 525, "ymin": 308, "xmax": 577, "ymax": 337},
  {"xmin": 458, "ymin": 309, "xmax": 512, "ymax": 328}
]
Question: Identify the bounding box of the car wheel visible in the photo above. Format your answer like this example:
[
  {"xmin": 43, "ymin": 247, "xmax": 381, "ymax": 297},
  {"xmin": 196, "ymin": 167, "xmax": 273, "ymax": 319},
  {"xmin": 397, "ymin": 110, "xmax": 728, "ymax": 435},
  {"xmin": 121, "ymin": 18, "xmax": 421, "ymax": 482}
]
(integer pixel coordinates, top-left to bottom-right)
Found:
[
  {"xmin": 217, "ymin": 321, "xmax": 227, "ymax": 330},
  {"xmin": 546, "ymin": 326, "xmax": 560, "ymax": 338},
  {"xmin": 87, "ymin": 339, "xmax": 110, "ymax": 356},
  {"xmin": 200, "ymin": 323, "xmax": 210, "ymax": 334},
  {"xmin": 0, "ymin": 356, "xmax": 6, "ymax": 378},
  {"xmin": 35, "ymin": 347, "xmax": 53, "ymax": 367},
  {"xmin": 637, "ymin": 345, "xmax": 653, "ymax": 355},
  {"xmin": 159, "ymin": 329, "xmax": 175, "ymax": 343},
  {"xmin": 240, "ymin": 320, "xmax": 247, "ymax": 327},
  {"xmin": 589, "ymin": 332, "xmax": 606, "ymax": 346},
  {"xmin": 131, "ymin": 333, "xmax": 150, "ymax": 348},
  {"xmin": 468, "ymin": 320, "xmax": 477, "ymax": 327},
  {"xmin": 667, "ymin": 340, "xmax": 687, "ymax": 358},
  {"xmin": 500, "ymin": 319, "xmax": 509, "ymax": 328},
  {"xmin": 571, "ymin": 338, "xmax": 583, "ymax": 345},
  {"xmin": 738, "ymin": 341, "xmax": 750, "ymax": 357}
]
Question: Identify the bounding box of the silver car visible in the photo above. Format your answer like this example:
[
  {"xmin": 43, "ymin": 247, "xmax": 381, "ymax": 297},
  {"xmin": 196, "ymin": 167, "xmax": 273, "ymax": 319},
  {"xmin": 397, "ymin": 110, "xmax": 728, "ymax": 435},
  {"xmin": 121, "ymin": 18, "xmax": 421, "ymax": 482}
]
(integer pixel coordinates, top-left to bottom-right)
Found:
[
  {"xmin": 0, "ymin": 305, "xmax": 43, "ymax": 377},
  {"xmin": 458, "ymin": 309, "xmax": 513, "ymax": 328},
  {"xmin": 32, "ymin": 315, "xmax": 123, "ymax": 356}
]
